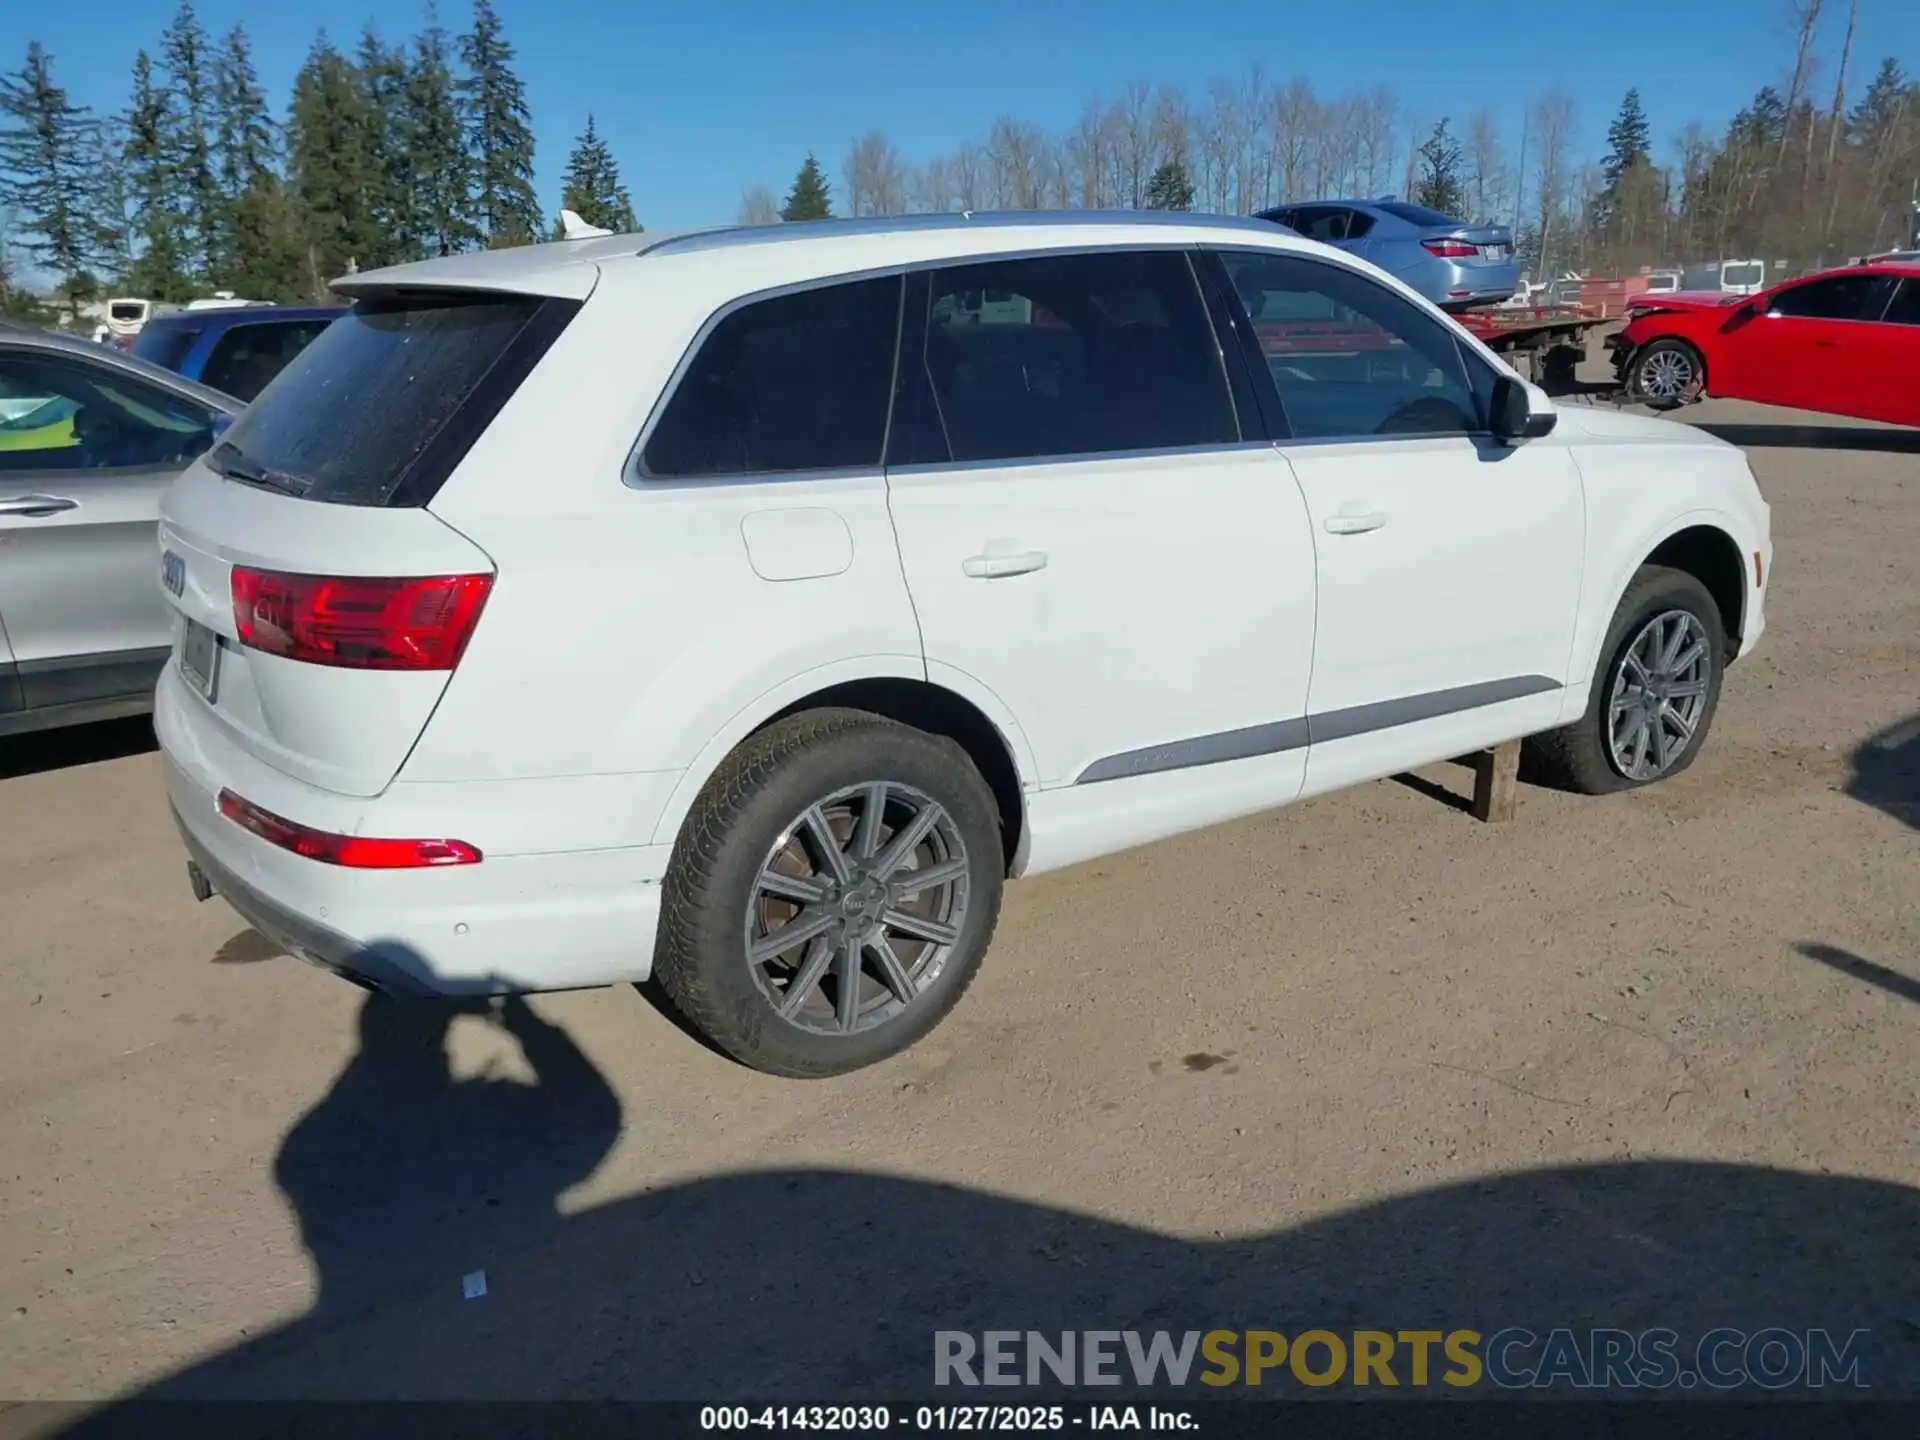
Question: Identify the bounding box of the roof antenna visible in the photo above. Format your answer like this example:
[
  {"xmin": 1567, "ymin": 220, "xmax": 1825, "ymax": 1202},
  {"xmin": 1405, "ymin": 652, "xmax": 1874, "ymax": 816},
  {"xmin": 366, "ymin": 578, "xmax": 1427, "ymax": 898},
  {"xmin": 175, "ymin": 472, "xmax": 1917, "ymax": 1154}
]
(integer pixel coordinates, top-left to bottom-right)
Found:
[{"xmin": 560, "ymin": 209, "xmax": 614, "ymax": 240}]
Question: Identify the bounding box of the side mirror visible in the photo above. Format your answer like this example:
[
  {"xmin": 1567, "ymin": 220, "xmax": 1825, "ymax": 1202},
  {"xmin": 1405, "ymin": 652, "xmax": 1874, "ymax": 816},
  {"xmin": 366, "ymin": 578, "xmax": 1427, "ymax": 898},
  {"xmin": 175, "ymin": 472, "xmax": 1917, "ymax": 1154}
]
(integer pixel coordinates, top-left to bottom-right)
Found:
[{"xmin": 1490, "ymin": 374, "xmax": 1556, "ymax": 442}]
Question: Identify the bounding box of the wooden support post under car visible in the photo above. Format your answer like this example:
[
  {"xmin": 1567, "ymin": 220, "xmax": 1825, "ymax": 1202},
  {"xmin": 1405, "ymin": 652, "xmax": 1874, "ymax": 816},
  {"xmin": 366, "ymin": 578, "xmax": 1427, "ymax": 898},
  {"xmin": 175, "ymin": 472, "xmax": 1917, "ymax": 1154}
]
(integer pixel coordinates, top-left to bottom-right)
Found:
[{"xmin": 1469, "ymin": 739, "xmax": 1522, "ymax": 823}]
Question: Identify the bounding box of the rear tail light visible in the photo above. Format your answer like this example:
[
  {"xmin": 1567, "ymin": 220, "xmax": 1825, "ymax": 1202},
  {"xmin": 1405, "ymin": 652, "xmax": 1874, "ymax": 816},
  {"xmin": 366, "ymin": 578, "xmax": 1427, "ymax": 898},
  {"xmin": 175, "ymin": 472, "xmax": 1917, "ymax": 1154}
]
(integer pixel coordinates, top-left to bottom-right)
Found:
[
  {"xmin": 218, "ymin": 789, "xmax": 481, "ymax": 868},
  {"xmin": 1422, "ymin": 239, "xmax": 1480, "ymax": 258},
  {"xmin": 231, "ymin": 568, "xmax": 492, "ymax": 671}
]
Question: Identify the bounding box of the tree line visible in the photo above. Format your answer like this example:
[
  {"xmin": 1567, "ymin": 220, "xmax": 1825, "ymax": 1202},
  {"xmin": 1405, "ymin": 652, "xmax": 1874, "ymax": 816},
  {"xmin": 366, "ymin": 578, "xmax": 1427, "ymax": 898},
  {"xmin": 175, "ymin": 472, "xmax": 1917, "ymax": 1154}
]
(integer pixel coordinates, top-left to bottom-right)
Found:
[
  {"xmin": 0, "ymin": 0, "xmax": 637, "ymax": 319},
  {"xmin": 745, "ymin": 3, "xmax": 1916, "ymax": 280}
]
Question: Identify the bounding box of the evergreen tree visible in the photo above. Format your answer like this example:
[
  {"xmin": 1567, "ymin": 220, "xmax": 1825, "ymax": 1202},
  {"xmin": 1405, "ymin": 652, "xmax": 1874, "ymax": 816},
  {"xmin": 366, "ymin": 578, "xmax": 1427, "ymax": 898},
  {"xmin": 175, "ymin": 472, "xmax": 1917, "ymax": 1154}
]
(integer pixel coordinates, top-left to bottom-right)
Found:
[
  {"xmin": 1601, "ymin": 88, "xmax": 1652, "ymax": 188},
  {"xmin": 358, "ymin": 27, "xmax": 416, "ymax": 264},
  {"xmin": 781, "ymin": 153, "xmax": 832, "ymax": 221},
  {"xmin": 212, "ymin": 25, "xmax": 282, "ymax": 290},
  {"xmin": 405, "ymin": 8, "xmax": 475, "ymax": 257},
  {"xmin": 1413, "ymin": 118, "xmax": 1466, "ymax": 217},
  {"xmin": 286, "ymin": 32, "xmax": 374, "ymax": 295},
  {"xmin": 556, "ymin": 114, "xmax": 636, "ymax": 232},
  {"xmin": 85, "ymin": 119, "xmax": 133, "ymax": 287},
  {"xmin": 458, "ymin": 0, "xmax": 540, "ymax": 247},
  {"xmin": 161, "ymin": 1, "xmax": 219, "ymax": 281},
  {"xmin": 1144, "ymin": 158, "xmax": 1194, "ymax": 210},
  {"xmin": 1848, "ymin": 59, "xmax": 1910, "ymax": 144},
  {"xmin": 0, "ymin": 42, "xmax": 98, "ymax": 319},
  {"xmin": 122, "ymin": 50, "xmax": 190, "ymax": 300}
]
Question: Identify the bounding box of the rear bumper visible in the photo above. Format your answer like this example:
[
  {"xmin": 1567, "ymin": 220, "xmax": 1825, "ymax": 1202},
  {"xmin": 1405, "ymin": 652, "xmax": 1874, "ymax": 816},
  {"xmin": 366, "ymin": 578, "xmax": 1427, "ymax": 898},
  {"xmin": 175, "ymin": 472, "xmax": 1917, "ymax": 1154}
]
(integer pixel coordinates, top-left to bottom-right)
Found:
[{"xmin": 157, "ymin": 667, "xmax": 664, "ymax": 996}]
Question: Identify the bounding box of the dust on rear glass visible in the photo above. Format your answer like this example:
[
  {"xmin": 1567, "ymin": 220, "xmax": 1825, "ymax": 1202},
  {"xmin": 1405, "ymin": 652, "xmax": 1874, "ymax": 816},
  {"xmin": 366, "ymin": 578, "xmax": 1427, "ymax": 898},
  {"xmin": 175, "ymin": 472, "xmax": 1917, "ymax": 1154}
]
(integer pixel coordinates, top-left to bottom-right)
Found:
[{"xmin": 210, "ymin": 295, "xmax": 539, "ymax": 507}]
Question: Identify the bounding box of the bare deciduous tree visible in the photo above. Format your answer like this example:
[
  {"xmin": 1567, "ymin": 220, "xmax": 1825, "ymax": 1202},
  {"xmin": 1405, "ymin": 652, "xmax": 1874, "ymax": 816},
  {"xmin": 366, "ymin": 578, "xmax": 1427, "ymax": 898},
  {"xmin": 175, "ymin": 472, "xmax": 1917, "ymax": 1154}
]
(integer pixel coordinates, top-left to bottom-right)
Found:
[
  {"xmin": 1465, "ymin": 107, "xmax": 1506, "ymax": 223},
  {"xmin": 844, "ymin": 130, "xmax": 906, "ymax": 217},
  {"xmin": 1529, "ymin": 89, "xmax": 1576, "ymax": 274},
  {"xmin": 736, "ymin": 185, "xmax": 778, "ymax": 226},
  {"xmin": 1110, "ymin": 79, "xmax": 1155, "ymax": 208}
]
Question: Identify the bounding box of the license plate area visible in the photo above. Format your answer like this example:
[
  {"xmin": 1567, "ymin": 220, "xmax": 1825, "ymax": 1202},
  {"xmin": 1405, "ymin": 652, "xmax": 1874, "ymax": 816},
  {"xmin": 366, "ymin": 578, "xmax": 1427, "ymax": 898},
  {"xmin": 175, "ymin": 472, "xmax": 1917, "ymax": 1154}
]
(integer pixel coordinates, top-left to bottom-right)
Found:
[
  {"xmin": 1481, "ymin": 245, "xmax": 1509, "ymax": 261},
  {"xmin": 180, "ymin": 618, "xmax": 221, "ymax": 701}
]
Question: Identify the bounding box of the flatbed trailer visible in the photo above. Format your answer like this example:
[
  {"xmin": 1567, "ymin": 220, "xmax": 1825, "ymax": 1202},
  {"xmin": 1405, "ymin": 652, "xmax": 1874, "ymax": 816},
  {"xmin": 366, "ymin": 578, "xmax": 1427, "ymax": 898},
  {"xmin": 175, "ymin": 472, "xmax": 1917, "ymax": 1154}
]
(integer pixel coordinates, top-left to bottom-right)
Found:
[{"xmin": 1457, "ymin": 307, "xmax": 1615, "ymax": 393}]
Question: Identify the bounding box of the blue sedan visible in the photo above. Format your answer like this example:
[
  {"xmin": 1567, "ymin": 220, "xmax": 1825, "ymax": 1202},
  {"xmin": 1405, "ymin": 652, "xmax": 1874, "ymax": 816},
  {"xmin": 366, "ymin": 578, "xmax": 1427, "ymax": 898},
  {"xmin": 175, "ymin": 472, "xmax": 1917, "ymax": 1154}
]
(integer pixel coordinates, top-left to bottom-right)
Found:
[
  {"xmin": 1256, "ymin": 198, "xmax": 1519, "ymax": 312},
  {"xmin": 130, "ymin": 304, "xmax": 344, "ymax": 402}
]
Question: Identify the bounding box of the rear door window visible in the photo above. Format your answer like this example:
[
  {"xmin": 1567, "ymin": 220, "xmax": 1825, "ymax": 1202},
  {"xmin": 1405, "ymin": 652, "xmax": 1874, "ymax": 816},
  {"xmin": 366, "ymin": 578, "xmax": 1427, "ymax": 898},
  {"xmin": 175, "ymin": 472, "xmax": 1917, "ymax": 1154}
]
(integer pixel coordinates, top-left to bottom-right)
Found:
[
  {"xmin": 899, "ymin": 250, "xmax": 1237, "ymax": 465},
  {"xmin": 1767, "ymin": 274, "xmax": 1897, "ymax": 320},
  {"xmin": 640, "ymin": 276, "xmax": 902, "ymax": 479},
  {"xmin": 200, "ymin": 319, "xmax": 336, "ymax": 402},
  {"xmin": 131, "ymin": 322, "xmax": 205, "ymax": 373},
  {"xmin": 1217, "ymin": 249, "xmax": 1484, "ymax": 439},
  {"xmin": 210, "ymin": 292, "xmax": 567, "ymax": 506}
]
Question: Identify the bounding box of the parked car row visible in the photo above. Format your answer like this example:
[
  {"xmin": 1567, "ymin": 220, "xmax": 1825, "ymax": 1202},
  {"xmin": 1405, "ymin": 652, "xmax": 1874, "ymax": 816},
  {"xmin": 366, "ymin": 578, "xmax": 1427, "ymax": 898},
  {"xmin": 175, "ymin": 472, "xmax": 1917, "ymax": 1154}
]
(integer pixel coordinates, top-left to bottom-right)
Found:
[{"xmin": 0, "ymin": 306, "xmax": 339, "ymax": 736}]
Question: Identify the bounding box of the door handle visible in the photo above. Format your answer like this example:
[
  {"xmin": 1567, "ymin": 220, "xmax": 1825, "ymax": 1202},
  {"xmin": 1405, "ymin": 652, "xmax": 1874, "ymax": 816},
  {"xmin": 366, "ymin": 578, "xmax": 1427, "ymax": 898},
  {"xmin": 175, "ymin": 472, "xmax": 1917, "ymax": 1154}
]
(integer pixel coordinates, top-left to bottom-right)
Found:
[
  {"xmin": 1323, "ymin": 510, "xmax": 1386, "ymax": 535},
  {"xmin": 962, "ymin": 550, "xmax": 1049, "ymax": 579},
  {"xmin": 0, "ymin": 494, "xmax": 78, "ymax": 517}
]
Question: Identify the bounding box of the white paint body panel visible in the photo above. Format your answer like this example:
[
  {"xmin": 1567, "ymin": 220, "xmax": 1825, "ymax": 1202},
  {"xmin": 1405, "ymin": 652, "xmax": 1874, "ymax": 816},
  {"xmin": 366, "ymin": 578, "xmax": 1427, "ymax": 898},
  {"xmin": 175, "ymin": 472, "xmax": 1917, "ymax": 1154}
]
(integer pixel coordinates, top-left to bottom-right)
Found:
[
  {"xmin": 887, "ymin": 445, "xmax": 1318, "ymax": 789},
  {"xmin": 151, "ymin": 214, "xmax": 1773, "ymax": 996}
]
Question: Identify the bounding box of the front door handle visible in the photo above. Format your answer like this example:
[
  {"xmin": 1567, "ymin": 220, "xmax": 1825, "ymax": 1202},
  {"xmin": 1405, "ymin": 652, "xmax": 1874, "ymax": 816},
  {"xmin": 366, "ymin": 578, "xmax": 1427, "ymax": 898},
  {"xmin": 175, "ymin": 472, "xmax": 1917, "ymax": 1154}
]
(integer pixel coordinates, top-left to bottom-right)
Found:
[
  {"xmin": 962, "ymin": 550, "xmax": 1049, "ymax": 579},
  {"xmin": 0, "ymin": 494, "xmax": 79, "ymax": 518},
  {"xmin": 1324, "ymin": 510, "xmax": 1386, "ymax": 535}
]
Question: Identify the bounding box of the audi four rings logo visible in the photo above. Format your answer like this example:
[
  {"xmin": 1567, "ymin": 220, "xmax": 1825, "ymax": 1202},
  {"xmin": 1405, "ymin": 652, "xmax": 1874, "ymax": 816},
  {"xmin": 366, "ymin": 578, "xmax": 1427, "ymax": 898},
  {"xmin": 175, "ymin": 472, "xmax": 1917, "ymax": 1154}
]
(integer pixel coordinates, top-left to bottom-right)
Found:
[{"xmin": 161, "ymin": 550, "xmax": 186, "ymax": 598}]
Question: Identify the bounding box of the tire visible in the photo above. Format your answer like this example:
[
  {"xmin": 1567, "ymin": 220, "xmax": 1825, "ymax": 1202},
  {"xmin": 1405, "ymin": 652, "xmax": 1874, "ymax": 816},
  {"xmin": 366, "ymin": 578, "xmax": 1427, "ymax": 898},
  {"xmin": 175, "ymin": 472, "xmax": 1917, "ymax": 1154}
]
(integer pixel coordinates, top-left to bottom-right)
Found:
[
  {"xmin": 1627, "ymin": 337, "xmax": 1704, "ymax": 410},
  {"xmin": 1523, "ymin": 565, "xmax": 1726, "ymax": 796},
  {"xmin": 653, "ymin": 708, "xmax": 1005, "ymax": 1078}
]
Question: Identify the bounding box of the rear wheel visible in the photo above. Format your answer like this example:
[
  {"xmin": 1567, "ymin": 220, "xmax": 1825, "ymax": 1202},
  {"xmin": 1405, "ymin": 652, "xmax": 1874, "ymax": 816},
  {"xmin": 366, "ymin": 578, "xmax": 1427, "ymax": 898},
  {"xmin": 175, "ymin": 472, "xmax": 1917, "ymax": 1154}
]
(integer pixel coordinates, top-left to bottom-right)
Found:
[
  {"xmin": 1523, "ymin": 565, "xmax": 1725, "ymax": 795},
  {"xmin": 1627, "ymin": 338, "xmax": 1704, "ymax": 409},
  {"xmin": 654, "ymin": 709, "xmax": 1004, "ymax": 1077}
]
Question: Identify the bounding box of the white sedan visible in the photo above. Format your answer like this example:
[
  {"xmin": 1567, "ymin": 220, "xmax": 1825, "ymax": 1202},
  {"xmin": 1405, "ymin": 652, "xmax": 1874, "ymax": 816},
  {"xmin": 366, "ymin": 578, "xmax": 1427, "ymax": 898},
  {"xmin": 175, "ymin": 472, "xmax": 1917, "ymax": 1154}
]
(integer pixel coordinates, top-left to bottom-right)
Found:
[{"xmin": 152, "ymin": 211, "xmax": 1771, "ymax": 1075}]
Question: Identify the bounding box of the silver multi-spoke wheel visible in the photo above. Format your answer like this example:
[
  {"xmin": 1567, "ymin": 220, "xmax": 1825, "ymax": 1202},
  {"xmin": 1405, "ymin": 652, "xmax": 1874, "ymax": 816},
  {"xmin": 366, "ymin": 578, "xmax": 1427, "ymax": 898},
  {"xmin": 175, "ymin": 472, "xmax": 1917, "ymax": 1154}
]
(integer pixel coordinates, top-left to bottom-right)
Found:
[
  {"xmin": 1607, "ymin": 609, "xmax": 1712, "ymax": 781},
  {"xmin": 746, "ymin": 781, "xmax": 971, "ymax": 1036},
  {"xmin": 1636, "ymin": 346, "xmax": 1695, "ymax": 403}
]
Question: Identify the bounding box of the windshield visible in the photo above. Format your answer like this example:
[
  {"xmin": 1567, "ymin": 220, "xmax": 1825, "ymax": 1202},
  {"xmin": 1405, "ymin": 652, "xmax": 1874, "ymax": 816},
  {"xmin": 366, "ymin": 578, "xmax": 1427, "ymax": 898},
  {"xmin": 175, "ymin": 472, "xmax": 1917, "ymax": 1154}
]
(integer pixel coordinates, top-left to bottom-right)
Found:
[
  {"xmin": 1374, "ymin": 201, "xmax": 1464, "ymax": 228},
  {"xmin": 1723, "ymin": 262, "xmax": 1766, "ymax": 288},
  {"xmin": 209, "ymin": 291, "xmax": 550, "ymax": 506}
]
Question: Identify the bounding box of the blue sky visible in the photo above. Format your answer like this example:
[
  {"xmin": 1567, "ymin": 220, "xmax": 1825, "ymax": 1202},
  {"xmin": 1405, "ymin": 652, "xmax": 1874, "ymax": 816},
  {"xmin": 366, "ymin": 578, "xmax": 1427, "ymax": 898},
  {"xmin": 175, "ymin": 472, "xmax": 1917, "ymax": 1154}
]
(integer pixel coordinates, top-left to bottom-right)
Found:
[{"xmin": 10, "ymin": 0, "xmax": 1911, "ymax": 231}]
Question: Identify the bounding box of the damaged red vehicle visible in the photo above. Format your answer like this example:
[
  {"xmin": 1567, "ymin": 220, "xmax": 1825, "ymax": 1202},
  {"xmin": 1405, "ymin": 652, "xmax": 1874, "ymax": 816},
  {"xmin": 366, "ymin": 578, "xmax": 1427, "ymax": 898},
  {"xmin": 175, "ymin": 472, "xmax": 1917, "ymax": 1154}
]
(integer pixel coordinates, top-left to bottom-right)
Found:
[{"xmin": 1608, "ymin": 259, "xmax": 1920, "ymax": 426}]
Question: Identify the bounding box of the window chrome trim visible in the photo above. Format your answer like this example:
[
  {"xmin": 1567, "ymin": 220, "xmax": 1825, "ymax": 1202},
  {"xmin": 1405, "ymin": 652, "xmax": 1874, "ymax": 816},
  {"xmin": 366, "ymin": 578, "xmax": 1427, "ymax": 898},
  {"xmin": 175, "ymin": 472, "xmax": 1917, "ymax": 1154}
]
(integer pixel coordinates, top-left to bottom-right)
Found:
[
  {"xmin": 624, "ymin": 241, "xmax": 1253, "ymax": 490},
  {"xmin": 885, "ymin": 438, "xmax": 1281, "ymax": 482}
]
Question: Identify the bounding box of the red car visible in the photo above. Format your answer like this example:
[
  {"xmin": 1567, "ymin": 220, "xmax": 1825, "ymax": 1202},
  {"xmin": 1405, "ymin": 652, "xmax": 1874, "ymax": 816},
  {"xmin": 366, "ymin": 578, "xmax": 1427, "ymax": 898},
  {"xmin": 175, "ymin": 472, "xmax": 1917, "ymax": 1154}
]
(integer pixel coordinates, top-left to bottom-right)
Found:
[{"xmin": 1608, "ymin": 259, "xmax": 1920, "ymax": 426}]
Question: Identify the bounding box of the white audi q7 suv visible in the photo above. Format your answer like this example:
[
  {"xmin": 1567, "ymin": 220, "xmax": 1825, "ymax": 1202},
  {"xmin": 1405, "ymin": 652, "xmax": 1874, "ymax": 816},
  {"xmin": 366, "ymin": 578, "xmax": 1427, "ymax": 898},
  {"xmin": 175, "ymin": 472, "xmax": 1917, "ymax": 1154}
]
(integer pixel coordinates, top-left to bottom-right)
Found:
[{"xmin": 155, "ymin": 212, "xmax": 1772, "ymax": 1076}]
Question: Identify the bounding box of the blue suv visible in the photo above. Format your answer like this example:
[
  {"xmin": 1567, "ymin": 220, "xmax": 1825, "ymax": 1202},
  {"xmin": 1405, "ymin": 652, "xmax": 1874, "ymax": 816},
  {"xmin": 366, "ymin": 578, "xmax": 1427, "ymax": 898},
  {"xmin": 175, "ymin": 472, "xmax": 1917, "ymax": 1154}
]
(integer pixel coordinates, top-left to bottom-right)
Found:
[{"xmin": 131, "ymin": 305, "xmax": 343, "ymax": 402}]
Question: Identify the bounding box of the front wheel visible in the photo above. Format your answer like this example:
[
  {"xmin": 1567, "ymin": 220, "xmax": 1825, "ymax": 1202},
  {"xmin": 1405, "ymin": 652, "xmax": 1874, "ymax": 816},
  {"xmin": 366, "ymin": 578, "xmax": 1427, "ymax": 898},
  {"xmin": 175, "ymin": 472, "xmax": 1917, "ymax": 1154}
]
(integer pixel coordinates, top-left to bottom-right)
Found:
[
  {"xmin": 654, "ymin": 709, "xmax": 1005, "ymax": 1077},
  {"xmin": 1627, "ymin": 338, "xmax": 1704, "ymax": 410},
  {"xmin": 1523, "ymin": 565, "xmax": 1726, "ymax": 795}
]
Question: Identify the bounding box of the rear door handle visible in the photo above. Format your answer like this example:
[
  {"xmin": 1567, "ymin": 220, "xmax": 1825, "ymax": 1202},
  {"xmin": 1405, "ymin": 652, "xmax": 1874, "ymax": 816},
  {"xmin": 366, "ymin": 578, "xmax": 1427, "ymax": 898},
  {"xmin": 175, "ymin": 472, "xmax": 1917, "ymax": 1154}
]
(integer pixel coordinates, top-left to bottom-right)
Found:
[
  {"xmin": 1323, "ymin": 510, "xmax": 1386, "ymax": 535},
  {"xmin": 0, "ymin": 494, "xmax": 78, "ymax": 517},
  {"xmin": 962, "ymin": 550, "xmax": 1049, "ymax": 579}
]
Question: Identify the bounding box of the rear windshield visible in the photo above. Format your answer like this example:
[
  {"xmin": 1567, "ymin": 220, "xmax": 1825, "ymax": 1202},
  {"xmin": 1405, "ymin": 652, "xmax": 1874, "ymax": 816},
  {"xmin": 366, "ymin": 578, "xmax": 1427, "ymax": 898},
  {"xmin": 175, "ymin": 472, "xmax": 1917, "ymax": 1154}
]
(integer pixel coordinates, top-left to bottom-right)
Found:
[
  {"xmin": 109, "ymin": 301, "xmax": 146, "ymax": 321},
  {"xmin": 131, "ymin": 321, "xmax": 205, "ymax": 373},
  {"xmin": 1374, "ymin": 201, "xmax": 1463, "ymax": 228},
  {"xmin": 1723, "ymin": 262, "xmax": 1766, "ymax": 288},
  {"xmin": 210, "ymin": 292, "xmax": 550, "ymax": 506}
]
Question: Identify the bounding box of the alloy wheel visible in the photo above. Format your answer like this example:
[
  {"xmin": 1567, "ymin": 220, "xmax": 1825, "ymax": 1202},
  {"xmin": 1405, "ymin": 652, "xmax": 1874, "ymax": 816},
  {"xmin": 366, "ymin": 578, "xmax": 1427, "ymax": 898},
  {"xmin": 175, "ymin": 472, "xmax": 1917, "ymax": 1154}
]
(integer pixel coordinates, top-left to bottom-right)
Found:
[
  {"xmin": 1637, "ymin": 347, "xmax": 1695, "ymax": 402},
  {"xmin": 1607, "ymin": 609, "xmax": 1712, "ymax": 781},
  {"xmin": 744, "ymin": 781, "xmax": 971, "ymax": 1035}
]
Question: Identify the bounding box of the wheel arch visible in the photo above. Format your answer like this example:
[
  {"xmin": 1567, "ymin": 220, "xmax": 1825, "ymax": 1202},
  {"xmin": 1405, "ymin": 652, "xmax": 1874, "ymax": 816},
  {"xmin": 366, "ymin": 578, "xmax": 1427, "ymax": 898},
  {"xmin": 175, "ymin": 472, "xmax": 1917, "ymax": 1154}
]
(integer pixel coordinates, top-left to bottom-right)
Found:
[
  {"xmin": 1644, "ymin": 523, "xmax": 1746, "ymax": 653},
  {"xmin": 650, "ymin": 663, "xmax": 1036, "ymax": 877}
]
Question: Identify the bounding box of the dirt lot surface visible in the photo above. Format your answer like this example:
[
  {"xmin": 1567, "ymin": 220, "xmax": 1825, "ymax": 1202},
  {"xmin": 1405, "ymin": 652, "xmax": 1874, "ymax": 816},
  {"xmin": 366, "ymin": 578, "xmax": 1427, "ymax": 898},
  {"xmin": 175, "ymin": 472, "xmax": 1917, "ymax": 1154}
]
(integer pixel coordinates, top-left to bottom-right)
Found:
[{"xmin": 1, "ymin": 393, "xmax": 1915, "ymax": 1413}]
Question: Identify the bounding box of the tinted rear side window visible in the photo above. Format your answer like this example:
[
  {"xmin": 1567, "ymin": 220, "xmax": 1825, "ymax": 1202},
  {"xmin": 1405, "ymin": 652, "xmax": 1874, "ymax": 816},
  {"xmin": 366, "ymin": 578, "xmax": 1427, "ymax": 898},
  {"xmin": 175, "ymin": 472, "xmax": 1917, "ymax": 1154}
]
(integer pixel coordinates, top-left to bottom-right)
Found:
[
  {"xmin": 200, "ymin": 319, "xmax": 335, "ymax": 402},
  {"xmin": 1768, "ymin": 274, "xmax": 1896, "ymax": 320},
  {"xmin": 641, "ymin": 275, "xmax": 902, "ymax": 479},
  {"xmin": 903, "ymin": 250, "xmax": 1237, "ymax": 465},
  {"xmin": 131, "ymin": 322, "xmax": 205, "ymax": 373},
  {"xmin": 213, "ymin": 293, "xmax": 561, "ymax": 506}
]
